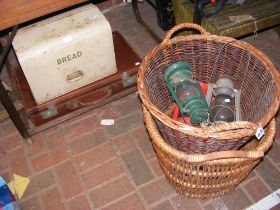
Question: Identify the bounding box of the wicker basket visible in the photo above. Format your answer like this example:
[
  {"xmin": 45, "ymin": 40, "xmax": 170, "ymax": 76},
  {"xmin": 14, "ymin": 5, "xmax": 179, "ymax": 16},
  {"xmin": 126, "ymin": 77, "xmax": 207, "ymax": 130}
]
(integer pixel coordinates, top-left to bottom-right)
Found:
[
  {"xmin": 137, "ymin": 23, "xmax": 280, "ymax": 154},
  {"xmin": 143, "ymin": 107, "xmax": 276, "ymax": 199}
]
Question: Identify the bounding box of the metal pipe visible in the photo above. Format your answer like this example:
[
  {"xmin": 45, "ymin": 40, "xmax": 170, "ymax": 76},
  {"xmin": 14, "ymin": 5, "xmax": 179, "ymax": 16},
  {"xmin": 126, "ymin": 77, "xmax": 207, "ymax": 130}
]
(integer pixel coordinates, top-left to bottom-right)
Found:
[{"xmin": 131, "ymin": 0, "xmax": 162, "ymax": 43}]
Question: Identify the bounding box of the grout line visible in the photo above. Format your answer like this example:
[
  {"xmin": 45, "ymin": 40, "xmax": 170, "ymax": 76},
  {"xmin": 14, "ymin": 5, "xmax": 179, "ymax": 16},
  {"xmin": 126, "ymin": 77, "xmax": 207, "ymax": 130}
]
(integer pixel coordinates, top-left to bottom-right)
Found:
[
  {"xmin": 87, "ymin": 173, "xmax": 127, "ymax": 192},
  {"xmin": 111, "ymin": 139, "xmax": 150, "ymax": 210},
  {"xmin": 254, "ymin": 168, "xmax": 274, "ymax": 193},
  {"xmin": 21, "ymin": 180, "xmax": 57, "ymax": 209},
  {"xmin": 62, "ymin": 134, "xmax": 95, "ymax": 210},
  {"xmin": 51, "ymin": 166, "xmax": 69, "ymax": 210},
  {"xmin": 72, "ymin": 141, "xmax": 113, "ymax": 159},
  {"xmin": 240, "ymin": 184, "xmax": 256, "ymax": 204},
  {"xmin": 70, "ymin": 136, "xmax": 112, "ymax": 159},
  {"xmin": 95, "ymin": 191, "xmax": 141, "ymax": 210},
  {"xmin": 147, "ymin": 197, "xmax": 173, "ymax": 209},
  {"xmin": 132, "ymin": 132, "xmax": 158, "ymax": 174},
  {"xmin": 74, "ymin": 150, "xmax": 118, "ymax": 175},
  {"xmin": 79, "ymin": 156, "xmax": 118, "ymax": 176}
]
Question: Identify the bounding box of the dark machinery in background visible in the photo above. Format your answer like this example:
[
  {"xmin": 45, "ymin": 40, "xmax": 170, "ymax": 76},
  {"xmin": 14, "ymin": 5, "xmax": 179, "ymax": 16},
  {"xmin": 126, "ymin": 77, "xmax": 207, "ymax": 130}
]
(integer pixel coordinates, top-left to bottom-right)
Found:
[
  {"xmin": 132, "ymin": 0, "xmax": 175, "ymax": 43},
  {"xmin": 192, "ymin": 0, "xmax": 226, "ymax": 24},
  {"xmin": 132, "ymin": 0, "xmax": 246, "ymax": 41},
  {"xmin": 192, "ymin": 0, "xmax": 245, "ymax": 25},
  {"xmin": 154, "ymin": 0, "xmax": 175, "ymax": 31}
]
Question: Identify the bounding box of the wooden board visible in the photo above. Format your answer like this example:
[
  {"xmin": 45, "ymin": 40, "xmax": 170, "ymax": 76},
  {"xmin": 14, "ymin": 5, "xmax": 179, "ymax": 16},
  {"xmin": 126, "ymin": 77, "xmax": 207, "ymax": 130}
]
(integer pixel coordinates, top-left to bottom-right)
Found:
[
  {"xmin": 0, "ymin": 0, "xmax": 88, "ymax": 31},
  {"xmin": 172, "ymin": 0, "xmax": 280, "ymax": 37},
  {"xmin": 13, "ymin": 31, "xmax": 141, "ymax": 126}
]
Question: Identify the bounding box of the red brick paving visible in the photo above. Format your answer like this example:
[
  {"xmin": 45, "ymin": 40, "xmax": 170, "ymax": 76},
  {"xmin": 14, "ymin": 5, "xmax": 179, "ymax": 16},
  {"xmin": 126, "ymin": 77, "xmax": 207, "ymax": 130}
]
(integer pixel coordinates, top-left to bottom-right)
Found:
[
  {"xmin": 112, "ymin": 132, "xmax": 137, "ymax": 154},
  {"xmin": 56, "ymin": 160, "xmax": 84, "ymax": 199},
  {"xmin": 24, "ymin": 134, "xmax": 47, "ymax": 157},
  {"xmin": 121, "ymin": 148, "xmax": 154, "ymax": 186},
  {"xmin": 151, "ymin": 200, "xmax": 176, "ymax": 210},
  {"xmin": 243, "ymin": 177, "xmax": 271, "ymax": 202},
  {"xmin": 69, "ymin": 129, "xmax": 110, "ymax": 155},
  {"xmin": 43, "ymin": 125, "xmax": 67, "ymax": 149},
  {"xmin": 139, "ymin": 178, "xmax": 175, "ymax": 204},
  {"xmin": 41, "ymin": 187, "xmax": 67, "ymax": 210},
  {"xmin": 31, "ymin": 145, "xmax": 69, "ymax": 172},
  {"xmin": 221, "ymin": 188, "xmax": 252, "ymax": 210},
  {"xmin": 171, "ymin": 195, "xmax": 201, "ymax": 210},
  {"xmin": 89, "ymin": 176, "xmax": 134, "ymax": 208},
  {"xmin": 67, "ymin": 194, "xmax": 92, "ymax": 210},
  {"xmin": 82, "ymin": 159, "xmax": 124, "ymax": 189},
  {"xmin": 8, "ymin": 147, "xmax": 31, "ymax": 177},
  {"xmin": 101, "ymin": 193, "xmax": 145, "ymax": 210},
  {"xmin": 74, "ymin": 143, "xmax": 116, "ymax": 171},
  {"xmin": 0, "ymin": 132, "xmax": 22, "ymax": 152},
  {"xmin": 20, "ymin": 195, "xmax": 42, "ymax": 210},
  {"xmin": 0, "ymin": 2, "xmax": 279, "ymax": 210}
]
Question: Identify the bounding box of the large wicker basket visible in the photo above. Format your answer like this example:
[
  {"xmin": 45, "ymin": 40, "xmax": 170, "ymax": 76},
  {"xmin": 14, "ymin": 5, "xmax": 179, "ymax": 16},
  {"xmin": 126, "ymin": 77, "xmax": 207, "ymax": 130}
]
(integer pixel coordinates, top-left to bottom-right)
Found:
[
  {"xmin": 143, "ymin": 107, "xmax": 276, "ymax": 199},
  {"xmin": 137, "ymin": 23, "xmax": 280, "ymax": 154}
]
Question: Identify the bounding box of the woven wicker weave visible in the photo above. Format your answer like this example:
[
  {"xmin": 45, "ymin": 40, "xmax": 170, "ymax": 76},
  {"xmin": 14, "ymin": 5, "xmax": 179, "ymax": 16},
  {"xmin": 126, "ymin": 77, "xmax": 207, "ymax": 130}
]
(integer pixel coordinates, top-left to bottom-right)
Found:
[
  {"xmin": 137, "ymin": 23, "xmax": 280, "ymax": 154},
  {"xmin": 143, "ymin": 107, "xmax": 275, "ymax": 199}
]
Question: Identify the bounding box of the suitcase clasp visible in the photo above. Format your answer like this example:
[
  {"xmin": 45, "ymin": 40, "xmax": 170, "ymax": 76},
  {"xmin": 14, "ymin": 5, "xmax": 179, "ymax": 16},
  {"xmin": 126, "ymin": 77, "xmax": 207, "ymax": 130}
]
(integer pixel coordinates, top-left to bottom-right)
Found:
[
  {"xmin": 40, "ymin": 104, "xmax": 58, "ymax": 119},
  {"xmin": 122, "ymin": 72, "xmax": 136, "ymax": 87}
]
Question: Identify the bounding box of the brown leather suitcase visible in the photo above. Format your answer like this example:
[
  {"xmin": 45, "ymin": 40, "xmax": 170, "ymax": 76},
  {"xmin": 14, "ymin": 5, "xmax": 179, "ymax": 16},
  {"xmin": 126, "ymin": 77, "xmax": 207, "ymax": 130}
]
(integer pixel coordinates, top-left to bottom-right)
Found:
[{"xmin": 13, "ymin": 31, "xmax": 141, "ymax": 126}]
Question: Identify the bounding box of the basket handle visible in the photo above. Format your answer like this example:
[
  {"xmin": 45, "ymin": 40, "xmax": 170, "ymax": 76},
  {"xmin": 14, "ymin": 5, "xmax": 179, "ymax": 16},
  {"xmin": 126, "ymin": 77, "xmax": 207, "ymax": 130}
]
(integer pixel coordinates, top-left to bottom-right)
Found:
[
  {"xmin": 163, "ymin": 23, "xmax": 210, "ymax": 43},
  {"xmin": 201, "ymin": 121, "xmax": 258, "ymax": 136},
  {"xmin": 143, "ymin": 106, "xmax": 275, "ymax": 162},
  {"xmin": 186, "ymin": 150, "xmax": 264, "ymax": 162}
]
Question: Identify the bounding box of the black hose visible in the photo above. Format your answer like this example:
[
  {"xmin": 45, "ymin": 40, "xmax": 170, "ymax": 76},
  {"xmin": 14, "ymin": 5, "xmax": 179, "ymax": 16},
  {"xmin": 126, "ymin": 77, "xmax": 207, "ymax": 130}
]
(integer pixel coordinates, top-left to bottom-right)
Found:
[
  {"xmin": 195, "ymin": 0, "xmax": 225, "ymax": 19},
  {"xmin": 131, "ymin": 0, "xmax": 162, "ymax": 43}
]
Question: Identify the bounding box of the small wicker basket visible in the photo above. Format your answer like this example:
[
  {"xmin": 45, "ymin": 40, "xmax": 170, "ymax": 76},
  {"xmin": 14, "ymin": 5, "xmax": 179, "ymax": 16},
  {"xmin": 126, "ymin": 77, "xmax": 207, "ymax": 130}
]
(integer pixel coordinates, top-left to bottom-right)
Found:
[
  {"xmin": 143, "ymin": 106, "xmax": 275, "ymax": 199},
  {"xmin": 137, "ymin": 23, "xmax": 280, "ymax": 154}
]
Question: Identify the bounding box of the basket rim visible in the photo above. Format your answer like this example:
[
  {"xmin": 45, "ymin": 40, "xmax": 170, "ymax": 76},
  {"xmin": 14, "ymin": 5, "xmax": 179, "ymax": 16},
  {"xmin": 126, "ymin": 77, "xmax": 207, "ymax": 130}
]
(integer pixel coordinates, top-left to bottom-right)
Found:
[
  {"xmin": 143, "ymin": 106, "xmax": 276, "ymax": 164},
  {"xmin": 137, "ymin": 26, "xmax": 280, "ymax": 140}
]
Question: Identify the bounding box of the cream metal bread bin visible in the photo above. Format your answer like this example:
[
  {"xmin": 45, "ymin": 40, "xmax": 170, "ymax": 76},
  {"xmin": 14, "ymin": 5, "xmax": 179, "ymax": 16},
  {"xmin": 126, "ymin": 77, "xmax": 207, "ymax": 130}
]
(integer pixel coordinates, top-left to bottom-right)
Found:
[{"xmin": 12, "ymin": 4, "xmax": 117, "ymax": 104}]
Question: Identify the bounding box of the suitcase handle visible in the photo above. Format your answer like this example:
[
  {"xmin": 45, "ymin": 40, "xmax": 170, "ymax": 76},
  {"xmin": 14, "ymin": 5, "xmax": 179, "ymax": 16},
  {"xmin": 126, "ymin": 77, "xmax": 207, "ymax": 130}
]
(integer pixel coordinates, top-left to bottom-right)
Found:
[
  {"xmin": 66, "ymin": 70, "xmax": 84, "ymax": 83},
  {"xmin": 67, "ymin": 87, "xmax": 112, "ymax": 109},
  {"xmin": 79, "ymin": 88, "xmax": 112, "ymax": 106}
]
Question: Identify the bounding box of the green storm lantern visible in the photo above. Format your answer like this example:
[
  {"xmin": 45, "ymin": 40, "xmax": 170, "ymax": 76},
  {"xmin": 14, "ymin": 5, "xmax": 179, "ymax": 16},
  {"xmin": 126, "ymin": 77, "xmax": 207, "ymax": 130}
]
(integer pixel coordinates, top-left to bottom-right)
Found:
[{"xmin": 164, "ymin": 61, "xmax": 210, "ymax": 125}]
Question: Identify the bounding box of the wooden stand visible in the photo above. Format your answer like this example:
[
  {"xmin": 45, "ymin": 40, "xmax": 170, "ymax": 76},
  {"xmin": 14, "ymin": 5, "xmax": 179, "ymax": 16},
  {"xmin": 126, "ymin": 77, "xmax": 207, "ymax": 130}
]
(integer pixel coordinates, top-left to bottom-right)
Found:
[{"xmin": 172, "ymin": 0, "xmax": 280, "ymax": 38}]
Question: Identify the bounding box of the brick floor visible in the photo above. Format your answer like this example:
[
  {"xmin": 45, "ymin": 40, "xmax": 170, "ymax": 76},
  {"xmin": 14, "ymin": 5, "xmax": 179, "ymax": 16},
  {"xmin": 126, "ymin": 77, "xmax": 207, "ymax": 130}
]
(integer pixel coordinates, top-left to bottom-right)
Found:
[{"xmin": 1, "ymin": 2, "xmax": 280, "ymax": 210}]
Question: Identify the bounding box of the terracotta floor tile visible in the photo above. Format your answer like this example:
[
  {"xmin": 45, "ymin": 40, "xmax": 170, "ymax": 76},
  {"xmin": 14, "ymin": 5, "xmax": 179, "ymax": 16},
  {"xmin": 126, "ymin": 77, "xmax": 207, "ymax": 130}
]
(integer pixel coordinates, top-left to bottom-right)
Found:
[
  {"xmin": 82, "ymin": 158, "xmax": 124, "ymax": 189},
  {"xmin": 69, "ymin": 129, "xmax": 110, "ymax": 155},
  {"xmin": 56, "ymin": 160, "xmax": 84, "ymax": 199},
  {"xmin": 140, "ymin": 178, "xmax": 175, "ymax": 204},
  {"xmin": 89, "ymin": 176, "xmax": 134, "ymax": 208},
  {"xmin": 101, "ymin": 194, "xmax": 145, "ymax": 210},
  {"xmin": 20, "ymin": 195, "xmax": 43, "ymax": 210},
  {"xmin": 74, "ymin": 142, "xmax": 116, "ymax": 171},
  {"xmin": 8, "ymin": 147, "xmax": 31, "ymax": 177},
  {"xmin": 31, "ymin": 146, "xmax": 69, "ymax": 172},
  {"xmin": 23, "ymin": 169, "xmax": 56, "ymax": 199},
  {"xmin": 112, "ymin": 132, "xmax": 137, "ymax": 154},
  {"xmin": 67, "ymin": 194, "xmax": 92, "ymax": 210},
  {"xmin": 243, "ymin": 177, "xmax": 271, "ymax": 202},
  {"xmin": 0, "ymin": 133, "xmax": 22, "ymax": 152},
  {"xmin": 41, "ymin": 187, "xmax": 67, "ymax": 210},
  {"xmin": 121, "ymin": 148, "xmax": 154, "ymax": 186},
  {"xmin": 151, "ymin": 200, "xmax": 175, "ymax": 210}
]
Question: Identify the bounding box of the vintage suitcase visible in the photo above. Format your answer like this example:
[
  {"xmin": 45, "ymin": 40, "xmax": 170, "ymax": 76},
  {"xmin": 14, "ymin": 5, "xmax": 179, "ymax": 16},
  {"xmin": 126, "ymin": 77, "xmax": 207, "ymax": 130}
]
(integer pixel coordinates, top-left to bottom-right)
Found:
[
  {"xmin": 13, "ymin": 32, "xmax": 141, "ymax": 126},
  {"xmin": 12, "ymin": 4, "xmax": 117, "ymax": 105}
]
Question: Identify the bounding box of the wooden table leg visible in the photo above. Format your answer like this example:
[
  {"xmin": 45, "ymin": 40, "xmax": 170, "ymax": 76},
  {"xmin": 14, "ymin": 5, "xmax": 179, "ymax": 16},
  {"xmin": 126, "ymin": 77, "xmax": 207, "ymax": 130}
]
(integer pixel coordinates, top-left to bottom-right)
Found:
[{"xmin": 0, "ymin": 26, "xmax": 31, "ymax": 140}]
